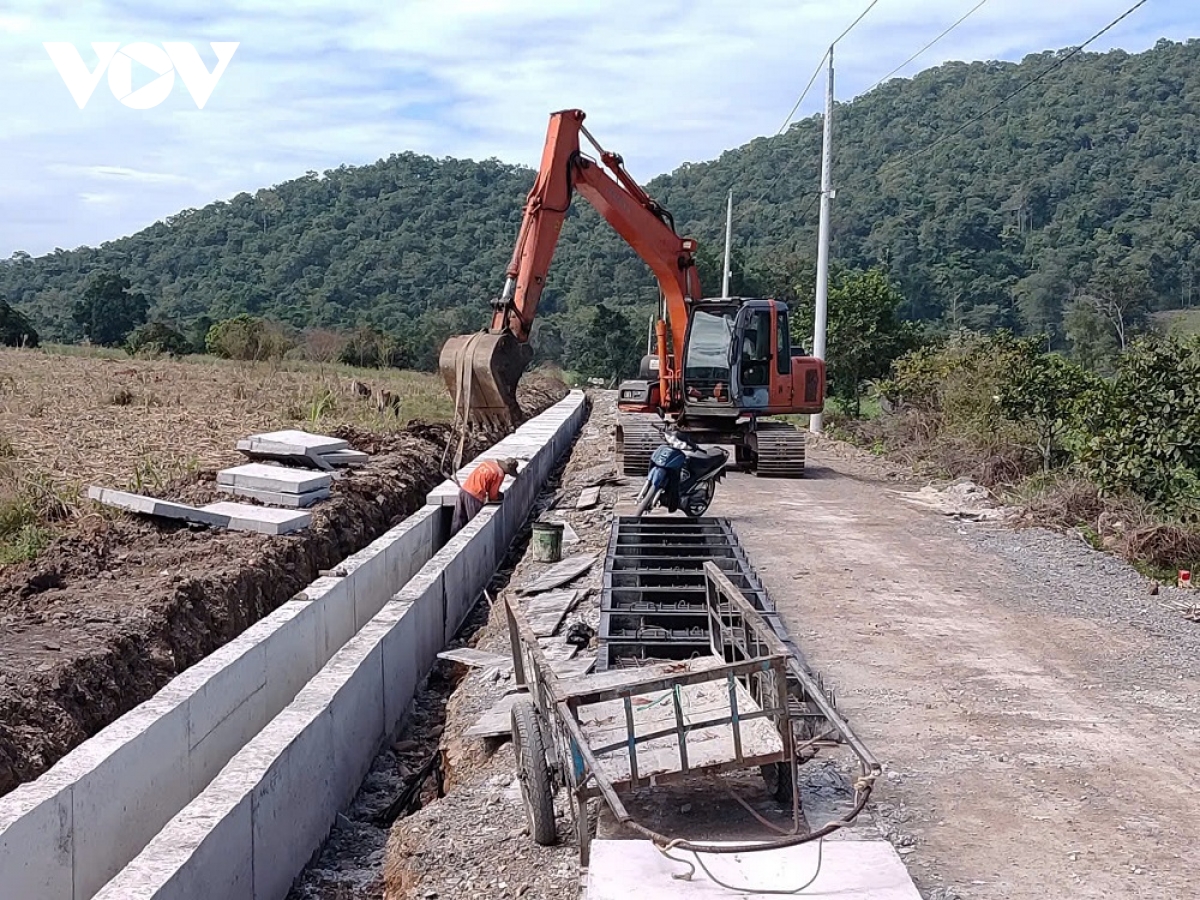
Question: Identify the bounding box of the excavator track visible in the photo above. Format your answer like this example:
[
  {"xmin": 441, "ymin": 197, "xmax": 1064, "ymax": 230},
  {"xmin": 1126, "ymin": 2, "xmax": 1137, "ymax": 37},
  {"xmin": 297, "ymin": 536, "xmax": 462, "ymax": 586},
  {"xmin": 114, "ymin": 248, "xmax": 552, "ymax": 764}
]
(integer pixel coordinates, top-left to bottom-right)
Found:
[
  {"xmin": 617, "ymin": 412, "xmax": 660, "ymax": 476},
  {"xmin": 752, "ymin": 421, "xmax": 806, "ymax": 478}
]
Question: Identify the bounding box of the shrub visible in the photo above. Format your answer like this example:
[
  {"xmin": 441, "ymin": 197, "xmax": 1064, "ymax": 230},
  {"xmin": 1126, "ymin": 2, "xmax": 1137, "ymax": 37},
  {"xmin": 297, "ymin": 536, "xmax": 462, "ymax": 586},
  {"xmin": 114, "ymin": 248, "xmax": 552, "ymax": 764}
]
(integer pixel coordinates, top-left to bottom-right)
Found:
[
  {"xmin": 205, "ymin": 314, "xmax": 296, "ymax": 361},
  {"xmin": 339, "ymin": 327, "xmax": 407, "ymax": 368},
  {"xmin": 125, "ymin": 322, "xmax": 191, "ymax": 357},
  {"xmin": 0, "ymin": 299, "xmax": 39, "ymax": 348},
  {"xmin": 303, "ymin": 327, "xmax": 349, "ymax": 363},
  {"xmin": 1075, "ymin": 337, "xmax": 1200, "ymax": 520}
]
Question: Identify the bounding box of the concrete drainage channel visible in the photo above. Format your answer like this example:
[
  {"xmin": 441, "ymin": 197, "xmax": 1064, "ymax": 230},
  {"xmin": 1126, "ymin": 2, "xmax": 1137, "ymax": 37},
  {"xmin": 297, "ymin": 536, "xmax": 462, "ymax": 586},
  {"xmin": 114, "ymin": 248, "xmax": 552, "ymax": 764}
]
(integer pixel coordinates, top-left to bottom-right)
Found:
[{"xmin": 0, "ymin": 391, "xmax": 587, "ymax": 900}]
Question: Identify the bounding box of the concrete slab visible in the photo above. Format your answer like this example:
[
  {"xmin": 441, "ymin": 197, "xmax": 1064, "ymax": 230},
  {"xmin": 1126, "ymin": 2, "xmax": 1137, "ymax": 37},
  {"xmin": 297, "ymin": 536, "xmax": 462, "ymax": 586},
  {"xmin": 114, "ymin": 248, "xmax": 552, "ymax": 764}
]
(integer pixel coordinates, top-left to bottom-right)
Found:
[
  {"xmin": 0, "ymin": 769, "xmax": 75, "ymax": 900},
  {"xmin": 319, "ymin": 449, "xmax": 369, "ymax": 467},
  {"xmin": 585, "ymin": 840, "xmax": 921, "ymax": 899},
  {"xmin": 87, "ymin": 487, "xmax": 228, "ymax": 528},
  {"xmin": 237, "ymin": 429, "xmax": 348, "ymax": 456},
  {"xmin": 216, "ymin": 463, "xmax": 331, "ymax": 495},
  {"xmin": 198, "ymin": 502, "xmax": 311, "ymax": 535},
  {"xmin": 465, "ymin": 691, "xmax": 521, "ymax": 739},
  {"xmin": 216, "ymin": 483, "xmax": 331, "ymax": 508}
]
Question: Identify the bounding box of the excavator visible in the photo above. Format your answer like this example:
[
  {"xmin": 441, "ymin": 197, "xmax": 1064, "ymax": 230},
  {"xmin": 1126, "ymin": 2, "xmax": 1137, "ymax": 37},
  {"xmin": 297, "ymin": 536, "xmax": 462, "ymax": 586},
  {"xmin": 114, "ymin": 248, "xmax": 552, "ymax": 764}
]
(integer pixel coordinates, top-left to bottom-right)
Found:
[{"xmin": 438, "ymin": 109, "xmax": 825, "ymax": 477}]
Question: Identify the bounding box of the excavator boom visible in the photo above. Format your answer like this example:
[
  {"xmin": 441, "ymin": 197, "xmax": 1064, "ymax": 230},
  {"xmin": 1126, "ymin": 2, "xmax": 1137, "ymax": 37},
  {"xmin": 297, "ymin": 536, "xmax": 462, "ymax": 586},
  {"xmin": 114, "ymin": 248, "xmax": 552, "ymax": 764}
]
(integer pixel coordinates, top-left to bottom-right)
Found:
[{"xmin": 439, "ymin": 109, "xmax": 700, "ymax": 427}]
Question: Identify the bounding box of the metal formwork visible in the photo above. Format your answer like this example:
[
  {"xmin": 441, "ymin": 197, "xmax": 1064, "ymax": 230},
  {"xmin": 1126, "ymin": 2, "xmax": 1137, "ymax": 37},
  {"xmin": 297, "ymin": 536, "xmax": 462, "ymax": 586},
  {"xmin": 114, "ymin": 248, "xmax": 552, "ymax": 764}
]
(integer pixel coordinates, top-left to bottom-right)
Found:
[
  {"xmin": 599, "ymin": 517, "xmax": 802, "ymax": 671},
  {"xmin": 598, "ymin": 515, "xmax": 854, "ymax": 747}
]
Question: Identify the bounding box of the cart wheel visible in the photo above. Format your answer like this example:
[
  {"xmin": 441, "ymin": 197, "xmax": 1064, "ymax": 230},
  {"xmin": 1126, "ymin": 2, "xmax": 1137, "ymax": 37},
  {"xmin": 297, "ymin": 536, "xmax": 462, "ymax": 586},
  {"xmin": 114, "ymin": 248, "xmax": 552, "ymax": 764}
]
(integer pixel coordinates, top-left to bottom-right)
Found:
[
  {"xmin": 511, "ymin": 699, "xmax": 557, "ymax": 846},
  {"xmin": 760, "ymin": 761, "xmax": 794, "ymax": 804}
]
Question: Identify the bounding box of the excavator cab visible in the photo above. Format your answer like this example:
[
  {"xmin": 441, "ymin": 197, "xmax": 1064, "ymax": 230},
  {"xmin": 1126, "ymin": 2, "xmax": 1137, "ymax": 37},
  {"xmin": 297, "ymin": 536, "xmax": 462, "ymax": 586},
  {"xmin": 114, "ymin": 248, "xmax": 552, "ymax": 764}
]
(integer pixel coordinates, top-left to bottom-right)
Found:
[
  {"xmin": 678, "ymin": 298, "xmax": 823, "ymax": 417},
  {"xmin": 680, "ymin": 299, "xmax": 775, "ymax": 413}
]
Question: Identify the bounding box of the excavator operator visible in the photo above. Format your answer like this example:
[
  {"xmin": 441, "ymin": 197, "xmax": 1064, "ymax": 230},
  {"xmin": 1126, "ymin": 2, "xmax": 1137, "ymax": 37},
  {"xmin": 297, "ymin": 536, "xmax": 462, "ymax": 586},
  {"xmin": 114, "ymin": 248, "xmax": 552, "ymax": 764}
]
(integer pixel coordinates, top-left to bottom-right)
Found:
[{"xmin": 453, "ymin": 457, "xmax": 520, "ymax": 533}]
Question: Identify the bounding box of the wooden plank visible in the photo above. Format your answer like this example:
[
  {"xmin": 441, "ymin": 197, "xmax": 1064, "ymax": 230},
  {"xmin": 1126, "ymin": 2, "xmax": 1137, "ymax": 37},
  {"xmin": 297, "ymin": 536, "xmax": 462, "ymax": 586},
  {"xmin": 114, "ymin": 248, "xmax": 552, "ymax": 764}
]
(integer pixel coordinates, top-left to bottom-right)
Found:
[
  {"xmin": 538, "ymin": 637, "xmax": 579, "ymax": 670},
  {"xmin": 518, "ymin": 553, "xmax": 598, "ymax": 595},
  {"xmin": 523, "ymin": 589, "xmax": 580, "ymax": 637},
  {"xmin": 551, "ymin": 653, "xmax": 596, "ymax": 680},
  {"xmin": 576, "ymin": 487, "xmax": 601, "ymax": 510},
  {"xmin": 577, "ymin": 672, "xmax": 783, "ymax": 784},
  {"xmin": 555, "ymin": 655, "xmax": 727, "ymax": 700},
  {"xmin": 437, "ymin": 648, "xmax": 512, "ymax": 670},
  {"xmin": 465, "ymin": 692, "xmax": 523, "ymax": 738}
]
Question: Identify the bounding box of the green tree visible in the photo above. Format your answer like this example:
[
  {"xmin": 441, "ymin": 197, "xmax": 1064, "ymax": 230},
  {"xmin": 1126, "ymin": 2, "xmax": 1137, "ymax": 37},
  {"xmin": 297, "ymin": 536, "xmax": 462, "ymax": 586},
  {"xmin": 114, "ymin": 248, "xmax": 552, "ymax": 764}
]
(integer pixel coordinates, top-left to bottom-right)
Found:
[
  {"xmin": 792, "ymin": 267, "xmax": 922, "ymax": 415},
  {"xmin": 125, "ymin": 322, "xmax": 191, "ymax": 357},
  {"xmin": 1082, "ymin": 273, "xmax": 1151, "ymax": 352},
  {"xmin": 0, "ymin": 299, "xmax": 38, "ymax": 347},
  {"xmin": 572, "ymin": 304, "xmax": 640, "ymax": 382},
  {"xmin": 1063, "ymin": 296, "xmax": 1118, "ymax": 373},
  {"xmin": 72, "ymin": 273, "xmax": 148, "ymax": 347},
  {"xmin": 995, "ymin": 342, "xmax": 1094, "ymax": 471},
  {"xmin": 187, "ymin": 316, "xmax": 214, "ymax": 354}
]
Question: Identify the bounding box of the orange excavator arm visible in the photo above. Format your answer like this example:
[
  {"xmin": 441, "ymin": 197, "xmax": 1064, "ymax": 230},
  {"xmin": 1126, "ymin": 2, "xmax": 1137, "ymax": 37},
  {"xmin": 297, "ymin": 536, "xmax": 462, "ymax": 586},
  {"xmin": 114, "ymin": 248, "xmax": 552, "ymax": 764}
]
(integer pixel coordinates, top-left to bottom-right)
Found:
[{"xmin": 440, "ymin": 108, "xmax": 700, "ymax": 426}]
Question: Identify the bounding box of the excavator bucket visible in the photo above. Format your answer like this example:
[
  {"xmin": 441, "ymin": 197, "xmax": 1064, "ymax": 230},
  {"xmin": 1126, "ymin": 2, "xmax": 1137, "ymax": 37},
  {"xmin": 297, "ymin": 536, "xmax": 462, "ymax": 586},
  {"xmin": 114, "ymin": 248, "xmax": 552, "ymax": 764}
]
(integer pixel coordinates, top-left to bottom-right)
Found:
[{"xmin": 438, "ymin": 331, "xmax": 533, "ymax": 429}]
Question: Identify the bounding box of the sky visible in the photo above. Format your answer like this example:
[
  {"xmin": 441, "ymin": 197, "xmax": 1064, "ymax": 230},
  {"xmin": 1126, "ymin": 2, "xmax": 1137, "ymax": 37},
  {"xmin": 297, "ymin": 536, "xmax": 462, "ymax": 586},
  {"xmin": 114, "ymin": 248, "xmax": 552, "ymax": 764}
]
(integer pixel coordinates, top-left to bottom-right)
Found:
[{"xmin": 0, "ymin": 0, "xmax": 1193, "ymax": 257}]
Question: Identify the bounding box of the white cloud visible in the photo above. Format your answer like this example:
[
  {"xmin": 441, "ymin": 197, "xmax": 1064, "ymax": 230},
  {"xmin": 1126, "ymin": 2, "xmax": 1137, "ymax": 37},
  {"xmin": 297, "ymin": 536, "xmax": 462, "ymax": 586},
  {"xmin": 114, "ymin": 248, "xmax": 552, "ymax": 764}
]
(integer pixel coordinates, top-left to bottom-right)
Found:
[{"xmin": 0, "ymin": 0, "xmax": 1193, "ymax": 255}]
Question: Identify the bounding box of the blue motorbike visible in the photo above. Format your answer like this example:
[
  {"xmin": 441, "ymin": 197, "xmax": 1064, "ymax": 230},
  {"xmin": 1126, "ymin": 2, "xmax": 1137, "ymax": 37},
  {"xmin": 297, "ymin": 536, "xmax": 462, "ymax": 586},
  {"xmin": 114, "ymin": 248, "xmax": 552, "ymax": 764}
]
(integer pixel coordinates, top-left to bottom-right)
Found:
[{"xmin": 634, "ymin": 427, "xmax": 729, "ymax": 517}]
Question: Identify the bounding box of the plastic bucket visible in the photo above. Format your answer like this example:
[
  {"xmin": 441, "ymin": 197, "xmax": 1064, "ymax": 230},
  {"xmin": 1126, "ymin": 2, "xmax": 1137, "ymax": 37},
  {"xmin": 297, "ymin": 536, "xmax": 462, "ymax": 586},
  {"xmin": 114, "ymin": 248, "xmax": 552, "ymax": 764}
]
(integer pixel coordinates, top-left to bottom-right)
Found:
[{"xmin": 531, "ymin": 521, "xmax": 564, "ymax": 563}]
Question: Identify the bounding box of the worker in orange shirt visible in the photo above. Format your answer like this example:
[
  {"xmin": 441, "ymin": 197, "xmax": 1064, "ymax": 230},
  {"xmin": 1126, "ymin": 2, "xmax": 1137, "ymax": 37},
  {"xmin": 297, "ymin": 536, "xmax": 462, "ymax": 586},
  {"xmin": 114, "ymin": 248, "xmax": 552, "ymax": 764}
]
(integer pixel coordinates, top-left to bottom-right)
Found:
[{"xmin": 452, "ymin": 457, "xmax": 519, "ymax": 533}]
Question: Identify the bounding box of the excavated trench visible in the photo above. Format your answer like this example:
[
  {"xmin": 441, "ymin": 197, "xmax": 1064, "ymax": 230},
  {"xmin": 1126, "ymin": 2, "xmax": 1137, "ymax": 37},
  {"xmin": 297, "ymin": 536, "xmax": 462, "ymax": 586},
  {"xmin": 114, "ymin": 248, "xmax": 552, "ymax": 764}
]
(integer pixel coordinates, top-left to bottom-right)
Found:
[
  {"xmin": 286, "ymin": 397, "xmax": 593, "ymax": 900},
  {"xmin": 0, "ymin": 380, "xmax": 565, "ymax": 798}
]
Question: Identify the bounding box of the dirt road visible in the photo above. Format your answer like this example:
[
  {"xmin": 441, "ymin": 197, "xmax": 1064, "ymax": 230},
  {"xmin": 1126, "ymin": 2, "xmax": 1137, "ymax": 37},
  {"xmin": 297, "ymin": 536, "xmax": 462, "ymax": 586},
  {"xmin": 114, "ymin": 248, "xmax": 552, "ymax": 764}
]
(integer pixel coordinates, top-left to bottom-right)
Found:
[{"xmin": 709, "ymin": 442, "xmax": 1200, "ymax": 898}]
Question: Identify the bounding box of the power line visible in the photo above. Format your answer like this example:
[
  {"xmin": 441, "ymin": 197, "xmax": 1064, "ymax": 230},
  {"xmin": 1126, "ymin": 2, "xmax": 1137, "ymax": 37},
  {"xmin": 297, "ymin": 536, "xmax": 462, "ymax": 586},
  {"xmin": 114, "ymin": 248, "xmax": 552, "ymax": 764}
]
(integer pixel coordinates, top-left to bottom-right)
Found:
[
  {"xmin": 882, "ymin": 0, "xmax": 1150, "ymax": 172},
  {"xmin": 758, "ymin": 0, "xmax": 885, "ymax": 205},
  {"xmin": 866, "ymin": 0, "xmax": 992, "ymax": 93},
  {"xmin": 774, "ymin": 0, "xmax": 885, "ymax": 136},
  {"xmin": 775, "ymin": 50, "xmax": 829, "ymax": 136},
  {"xmin": 832, "ymin": 0, "xmax": 886, "ymax": 48}
]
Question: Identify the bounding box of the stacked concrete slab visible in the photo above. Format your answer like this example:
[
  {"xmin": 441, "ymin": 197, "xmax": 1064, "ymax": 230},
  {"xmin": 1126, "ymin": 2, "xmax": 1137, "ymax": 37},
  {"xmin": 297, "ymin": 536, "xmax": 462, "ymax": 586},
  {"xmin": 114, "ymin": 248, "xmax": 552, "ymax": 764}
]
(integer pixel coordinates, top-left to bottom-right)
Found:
[
  {"xmin": 217, "ymin": 463, "xmax": 333, "ymax": 508},
  {"xmin": 236, "ymin": 430, "xmax": 368, "ymax": 468},
  {"xmin": 91, "ymin": 391, "xmax": 586, "ymax": 900},
  {"xmin": 0, "ymin": 391, "xmax": 587, "ymax": 900}
]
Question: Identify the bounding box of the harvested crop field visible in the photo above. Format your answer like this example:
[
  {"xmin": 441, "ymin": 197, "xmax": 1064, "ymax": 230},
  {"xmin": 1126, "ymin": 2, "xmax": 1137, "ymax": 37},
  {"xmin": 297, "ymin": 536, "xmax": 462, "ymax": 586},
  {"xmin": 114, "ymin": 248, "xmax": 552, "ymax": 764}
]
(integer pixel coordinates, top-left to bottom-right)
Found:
[
  {"xmin": 0, "ymin": 346, "xmax": 566, "ymax": 797},
  {"xmin": 0, "ymin": 346, "xmax": 455, "ymax": 494}
]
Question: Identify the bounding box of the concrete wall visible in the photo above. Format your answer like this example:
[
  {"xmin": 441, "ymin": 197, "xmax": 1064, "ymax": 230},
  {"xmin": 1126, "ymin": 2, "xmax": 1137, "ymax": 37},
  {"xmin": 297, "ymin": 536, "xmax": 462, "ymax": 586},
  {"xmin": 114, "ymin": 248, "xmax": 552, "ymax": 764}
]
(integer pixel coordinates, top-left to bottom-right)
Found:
[
  {"xmin": 0, "ymin": 501, "xmax": 445, "ymax": 900},
  {"xmin": 93, "ymin": 390, "xmax": 586, "ymax": 900}
]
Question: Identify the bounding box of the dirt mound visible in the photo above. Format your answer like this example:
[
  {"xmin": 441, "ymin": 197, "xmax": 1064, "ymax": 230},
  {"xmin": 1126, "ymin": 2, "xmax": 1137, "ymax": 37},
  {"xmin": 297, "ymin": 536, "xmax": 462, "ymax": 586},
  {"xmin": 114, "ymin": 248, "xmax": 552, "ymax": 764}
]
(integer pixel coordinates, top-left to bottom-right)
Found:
[
  {"xmin": 516, "ymin": 368, "xmax": 569, "ymax": 417},
  {"xmin": 0, "ymin": 387, "xmax": 567, "ymax": 798}
]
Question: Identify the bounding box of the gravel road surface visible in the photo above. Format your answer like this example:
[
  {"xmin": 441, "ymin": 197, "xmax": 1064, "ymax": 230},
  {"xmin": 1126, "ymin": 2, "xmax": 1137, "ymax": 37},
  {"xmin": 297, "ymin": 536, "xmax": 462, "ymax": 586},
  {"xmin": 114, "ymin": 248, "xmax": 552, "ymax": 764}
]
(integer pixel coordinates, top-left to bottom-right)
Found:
[{"xmin": 710, "ymin": 439, "xmax": 1200, "ymax": 899}]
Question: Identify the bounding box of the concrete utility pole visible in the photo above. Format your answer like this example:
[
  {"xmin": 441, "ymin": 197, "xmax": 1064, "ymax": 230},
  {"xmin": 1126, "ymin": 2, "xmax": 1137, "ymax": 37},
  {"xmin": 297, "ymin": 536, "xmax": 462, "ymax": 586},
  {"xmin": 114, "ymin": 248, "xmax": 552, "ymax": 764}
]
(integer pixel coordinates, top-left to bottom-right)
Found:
[
  {"xmin": 810, "ymin": 45, "xmax": 834, "ymax": 434},
  {"xmin": 721, "ymin": 189, "xmax": 734, "ymax": 298}
]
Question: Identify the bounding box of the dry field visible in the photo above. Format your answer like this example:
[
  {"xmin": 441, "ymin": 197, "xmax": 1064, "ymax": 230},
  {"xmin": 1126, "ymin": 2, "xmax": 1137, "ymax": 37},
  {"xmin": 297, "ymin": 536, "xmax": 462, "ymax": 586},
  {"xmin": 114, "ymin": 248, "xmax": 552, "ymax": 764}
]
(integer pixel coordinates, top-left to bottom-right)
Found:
[
  {"xmin": 0, "ymin": 347, "xmax": 566, "ymax": 796},
  {"xmin": 0, "ymin": 346, "xmax": 452, "ymax": 561}
]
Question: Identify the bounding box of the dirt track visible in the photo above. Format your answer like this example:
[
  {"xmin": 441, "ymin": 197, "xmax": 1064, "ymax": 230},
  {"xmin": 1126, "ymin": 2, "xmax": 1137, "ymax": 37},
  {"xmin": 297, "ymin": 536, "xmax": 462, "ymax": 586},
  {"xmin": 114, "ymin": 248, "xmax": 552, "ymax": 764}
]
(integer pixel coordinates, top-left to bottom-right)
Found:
[{"xmin": 712, "ymin": 441, "xmax": 1200, "ymax": 899}]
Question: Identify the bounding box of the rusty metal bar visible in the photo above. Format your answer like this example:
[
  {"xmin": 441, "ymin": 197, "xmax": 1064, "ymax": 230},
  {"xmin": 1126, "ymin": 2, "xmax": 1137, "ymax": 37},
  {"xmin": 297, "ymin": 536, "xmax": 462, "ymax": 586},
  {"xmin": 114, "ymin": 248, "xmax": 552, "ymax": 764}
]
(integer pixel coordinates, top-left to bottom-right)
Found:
[
  {"xmin": 671, "ymin": 685, "xmax": 690, "ymax": 773},
  {"xmin": 727, "ymin": 672, "xmax": 744, "ymax": 763},
  {"xmin": 622, "ymin": 694, "xmax": 639, "ymax": 787}
]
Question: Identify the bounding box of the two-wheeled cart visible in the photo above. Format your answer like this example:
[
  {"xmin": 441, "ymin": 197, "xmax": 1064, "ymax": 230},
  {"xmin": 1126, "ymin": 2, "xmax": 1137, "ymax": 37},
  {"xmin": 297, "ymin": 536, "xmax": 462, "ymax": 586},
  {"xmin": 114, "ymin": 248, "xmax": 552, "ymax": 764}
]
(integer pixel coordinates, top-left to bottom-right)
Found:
[{"xmin": 503, "ymin": 561, "xmax": 878, "ymax": 865}]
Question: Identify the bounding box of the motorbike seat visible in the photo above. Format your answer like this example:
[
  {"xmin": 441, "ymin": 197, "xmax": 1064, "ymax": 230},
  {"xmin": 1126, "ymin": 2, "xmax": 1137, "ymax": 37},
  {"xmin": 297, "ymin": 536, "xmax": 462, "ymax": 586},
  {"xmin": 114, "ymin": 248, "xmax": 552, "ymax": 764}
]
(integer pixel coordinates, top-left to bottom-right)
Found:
[{"xmin": 687, "ymin": 447, "xmax": 727, "ymax": 477}]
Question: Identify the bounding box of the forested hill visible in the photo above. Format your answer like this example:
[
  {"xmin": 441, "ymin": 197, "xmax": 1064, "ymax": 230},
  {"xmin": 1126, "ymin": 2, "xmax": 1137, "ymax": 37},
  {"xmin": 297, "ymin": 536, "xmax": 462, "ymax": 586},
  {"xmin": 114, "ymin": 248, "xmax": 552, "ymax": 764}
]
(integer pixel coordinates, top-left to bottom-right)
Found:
[{"xmin": 3, "ymin": 38, "xmax": 1198, "ymax": 357}]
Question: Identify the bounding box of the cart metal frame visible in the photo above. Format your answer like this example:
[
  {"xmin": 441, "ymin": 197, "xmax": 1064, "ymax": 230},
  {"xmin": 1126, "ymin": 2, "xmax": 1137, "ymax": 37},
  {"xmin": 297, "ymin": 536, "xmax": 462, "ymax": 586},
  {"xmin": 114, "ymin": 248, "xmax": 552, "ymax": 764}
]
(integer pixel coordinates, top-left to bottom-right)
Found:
[{"xmin": 504, "ymin": 561, "xmax": 877, "ymax": 865}]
